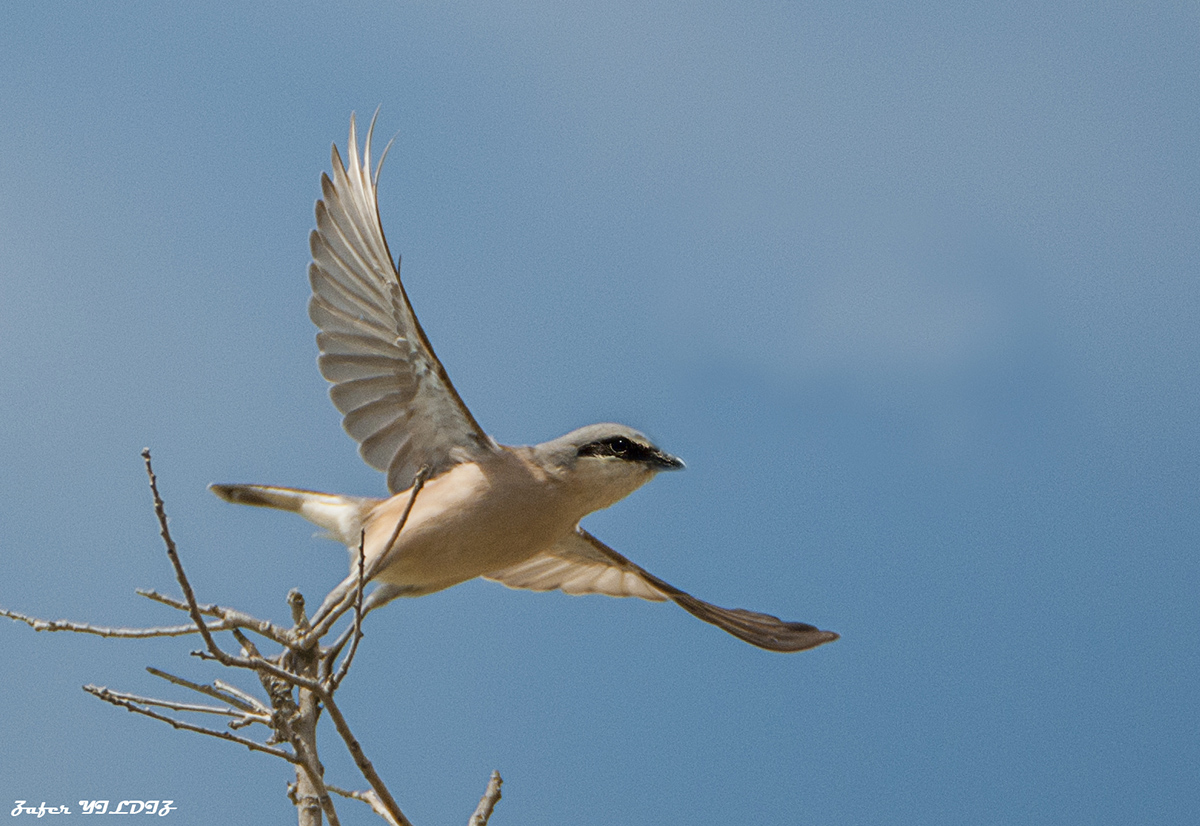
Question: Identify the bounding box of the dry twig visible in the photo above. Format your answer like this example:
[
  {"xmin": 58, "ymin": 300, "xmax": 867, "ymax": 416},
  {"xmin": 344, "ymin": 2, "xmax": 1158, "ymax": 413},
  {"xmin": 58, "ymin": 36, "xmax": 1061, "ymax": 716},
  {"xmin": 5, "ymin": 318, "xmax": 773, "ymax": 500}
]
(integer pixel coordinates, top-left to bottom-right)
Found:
[
  {"xmin": 137, "ymin": 589, "xmax": 291, "ymax": 645},
  {"xmin": 91, "ymin": 685, "xmax": 264, "ymax": 720},
  {"xmin": 84, "ymin": 684, "xmax": 297, "ymax": 763},
  {"xmin": 328, "ymin": 786, "xmax": 411, "ymax": 826},
  {"xmin": 145, "ymin": 667, "xmax": 269, "ymax": 716},
  {"xmin": 469, "ymin": 771, "xmax": 504, "ymax": 826},
  {"xmin": 329, "ymin": 533, "xmax": 368, "ymax": 690},
  {"xmin": 0, "ymin": 607, "xmax": 227, "ymax": 638}
]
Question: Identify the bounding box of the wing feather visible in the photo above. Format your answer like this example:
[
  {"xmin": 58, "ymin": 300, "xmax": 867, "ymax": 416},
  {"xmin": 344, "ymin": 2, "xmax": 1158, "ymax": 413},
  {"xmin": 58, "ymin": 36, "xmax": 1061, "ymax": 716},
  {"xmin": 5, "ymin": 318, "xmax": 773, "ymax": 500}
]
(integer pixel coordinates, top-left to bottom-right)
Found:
[
  {"xmin": 317, "ymin": 331, "xmax": 408, "ymax": 360},
  {"xmin": 309, "ymin": 113, "xmax": 497, "ymax": 492},
  {"xmin": 484, "ymin": 529, "xmax": 838, "ymax": 653},
  {"xmin": 308, "ymin": 292, "xmax": 393, "ymax": 338},
  {"xmin": 329, "ymin": 375, "xmax": 414, "ymax": 412}
]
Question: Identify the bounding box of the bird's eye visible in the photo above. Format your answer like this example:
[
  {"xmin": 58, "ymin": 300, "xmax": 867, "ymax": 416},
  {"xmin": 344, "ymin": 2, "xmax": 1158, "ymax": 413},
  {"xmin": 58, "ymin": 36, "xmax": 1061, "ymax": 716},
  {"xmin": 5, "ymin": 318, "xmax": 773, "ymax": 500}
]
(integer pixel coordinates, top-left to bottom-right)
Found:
[{"xmin": 608, "ymin": 437, "xmax": 632, "ymax": 455}]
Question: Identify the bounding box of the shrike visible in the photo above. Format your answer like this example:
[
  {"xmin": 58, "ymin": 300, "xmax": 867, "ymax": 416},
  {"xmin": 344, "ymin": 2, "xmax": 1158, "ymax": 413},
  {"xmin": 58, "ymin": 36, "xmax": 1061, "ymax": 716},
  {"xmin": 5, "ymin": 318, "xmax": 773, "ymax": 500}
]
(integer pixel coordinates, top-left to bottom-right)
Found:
[{"xmin": 212, "ymin": 114, "xmax": 837, "ymax": 653}]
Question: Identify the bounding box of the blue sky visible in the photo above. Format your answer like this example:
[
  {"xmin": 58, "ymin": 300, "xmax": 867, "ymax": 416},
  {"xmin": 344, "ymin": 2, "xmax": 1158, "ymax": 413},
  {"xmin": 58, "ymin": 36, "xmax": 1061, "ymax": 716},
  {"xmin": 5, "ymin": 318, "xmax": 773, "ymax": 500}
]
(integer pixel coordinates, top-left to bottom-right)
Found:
[{"xmin": 1, "ymin": 2, "xmax": 1197, "ymax": 824}]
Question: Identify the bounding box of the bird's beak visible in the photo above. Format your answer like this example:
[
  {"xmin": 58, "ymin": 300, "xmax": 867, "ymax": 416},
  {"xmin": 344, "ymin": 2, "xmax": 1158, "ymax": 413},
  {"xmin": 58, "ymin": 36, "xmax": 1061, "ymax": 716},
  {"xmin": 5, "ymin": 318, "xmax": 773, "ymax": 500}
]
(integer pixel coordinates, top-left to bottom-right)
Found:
[{"xmin": 652, "ymin": 450, "xmax": 686, "ymax": 471}]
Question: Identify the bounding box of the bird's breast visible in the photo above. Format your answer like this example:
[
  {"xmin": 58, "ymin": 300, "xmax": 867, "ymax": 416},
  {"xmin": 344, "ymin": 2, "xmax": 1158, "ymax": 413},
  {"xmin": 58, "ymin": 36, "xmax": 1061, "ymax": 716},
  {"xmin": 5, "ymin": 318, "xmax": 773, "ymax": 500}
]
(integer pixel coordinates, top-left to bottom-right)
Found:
[{"xmin": 359, "ymin": 455, "xmax": 579, "ymax": 592}]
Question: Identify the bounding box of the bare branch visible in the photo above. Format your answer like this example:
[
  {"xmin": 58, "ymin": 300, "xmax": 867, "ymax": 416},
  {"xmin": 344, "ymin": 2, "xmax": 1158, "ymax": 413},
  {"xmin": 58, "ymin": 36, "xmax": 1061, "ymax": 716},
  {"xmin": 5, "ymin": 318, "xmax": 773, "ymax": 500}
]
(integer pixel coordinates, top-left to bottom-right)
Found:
[
  {"xmin": 190, "ymin": 648, "xmax": 313, "ymax": 692},
  {"xmin": 137, "ymin": 589, "xmax": 291, "ymax": 646},
  {"xmin": 291, "ymin": 734, "xmax": 341, "ymax": 826},
  {"xmin": 33, "ymin": 452, "xmax": 431, "ymax": 826},
  {"xmin": 214, "ymin": 679, "xmax": 272, "ymax": 715},
  {"xmin": 329, "ymin": 533, "xmax": 368, "ymax": 690},
  {"xmin": 142, "ymin": 449, "xmax": 231, "ymax": 665},
  {"xmin": 84, "ymin": 684, "xmax": 297, "ymax": 763},
  {"xmin": 469, "ymin": 771, "xmax": 504, "ymax": 826},
  {"xmin": 289, "ymin": 590, "xmax": 312, "ymax": 634},
  {"xmin": 142, "ymin": 454, "xmax": 304, "ymax": 687},
  {"xmin": 0, "ymin": 607, "xmax": 221, "ymax": 638},
  {"xmin": 175, "ymin": 624, "xmax": 327, "ymax": 696},
  {"xmin": 231, "ymin": 630, "xmax": 328, "ymax": 693},
  {"xmin": 377, "ymin": 466, "xmax": 429, "ymax": 570},
  {"xmin": 93, "ymin": 685, "xmax": 264, "ymax": 720},
  {"xmin": 320, "ymin": 612, "xmax": 362, "ymax": 677},
  {"xmin": 320, "ymin": 691, "xmax": 413, "ymax": 826},
  {"xmin": 231, "ymin": 626, "xmax": 261, "ymax": 657},
  {"xmin": 145, "ymin": 667, "xmax": 268, "ymax": 715},
  {"xmin": 328, "ymin": 786, "xmax": 409, "ymax": 826}
]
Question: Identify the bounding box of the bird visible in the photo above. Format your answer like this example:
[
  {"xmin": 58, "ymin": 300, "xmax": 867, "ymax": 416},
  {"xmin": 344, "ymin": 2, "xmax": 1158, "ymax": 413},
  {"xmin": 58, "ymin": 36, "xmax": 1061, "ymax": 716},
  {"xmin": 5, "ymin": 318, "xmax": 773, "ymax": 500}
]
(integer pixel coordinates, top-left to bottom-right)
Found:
[{"xmin": 211, "ymin": 113, "xmax": 837, "ymax": 653}]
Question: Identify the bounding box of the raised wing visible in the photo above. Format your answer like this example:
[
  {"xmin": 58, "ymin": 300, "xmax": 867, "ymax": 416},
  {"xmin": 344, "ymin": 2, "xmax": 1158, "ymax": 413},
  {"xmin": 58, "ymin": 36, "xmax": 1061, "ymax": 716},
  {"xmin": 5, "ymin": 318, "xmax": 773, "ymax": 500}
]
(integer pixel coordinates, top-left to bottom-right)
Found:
[
  {"xmin": 309, "ymin": 113, "xmax": 497, "ymax": 493},
  {"xmin": 484, "ymin": 529, "xmax": 838, "ymax": 653}
]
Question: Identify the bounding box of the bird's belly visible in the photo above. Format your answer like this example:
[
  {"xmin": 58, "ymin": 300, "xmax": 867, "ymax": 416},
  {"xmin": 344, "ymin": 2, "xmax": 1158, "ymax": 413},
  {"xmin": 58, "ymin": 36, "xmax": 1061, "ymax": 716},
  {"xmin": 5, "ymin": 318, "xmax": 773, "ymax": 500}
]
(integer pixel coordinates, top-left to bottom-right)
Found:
[{"xmin": 359, "ymin": 461, "xmax": 574, "ymax": 592}]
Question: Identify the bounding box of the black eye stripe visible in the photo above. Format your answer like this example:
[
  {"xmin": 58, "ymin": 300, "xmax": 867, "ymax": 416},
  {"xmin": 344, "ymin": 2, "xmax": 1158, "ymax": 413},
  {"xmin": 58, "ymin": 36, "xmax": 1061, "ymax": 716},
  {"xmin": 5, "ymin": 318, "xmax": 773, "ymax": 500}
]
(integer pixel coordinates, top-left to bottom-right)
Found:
[{"xmin": 578, "ymin": 436, "xmax": 652, "ymax": 461}]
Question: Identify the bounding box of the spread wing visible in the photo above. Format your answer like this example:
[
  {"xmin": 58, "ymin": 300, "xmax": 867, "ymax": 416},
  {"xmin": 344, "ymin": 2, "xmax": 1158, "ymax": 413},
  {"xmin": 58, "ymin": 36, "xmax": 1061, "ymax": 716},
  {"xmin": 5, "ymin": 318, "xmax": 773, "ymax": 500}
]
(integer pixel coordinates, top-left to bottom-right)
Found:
[
  {"xmin": 484, "ymin": 528, "xmax": 838, "ymax": 653},
  {"xmin": 308, "ymin": 113, "xmax": 498, "ymax": 493}
]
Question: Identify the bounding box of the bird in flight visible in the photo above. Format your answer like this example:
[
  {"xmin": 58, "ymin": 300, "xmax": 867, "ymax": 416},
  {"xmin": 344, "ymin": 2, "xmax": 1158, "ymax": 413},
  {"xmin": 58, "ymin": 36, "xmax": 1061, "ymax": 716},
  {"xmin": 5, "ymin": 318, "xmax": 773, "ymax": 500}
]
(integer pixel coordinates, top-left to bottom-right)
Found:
[{"xmin": 211, "ymin": 114, "xmax": 837, "ymax": 653}]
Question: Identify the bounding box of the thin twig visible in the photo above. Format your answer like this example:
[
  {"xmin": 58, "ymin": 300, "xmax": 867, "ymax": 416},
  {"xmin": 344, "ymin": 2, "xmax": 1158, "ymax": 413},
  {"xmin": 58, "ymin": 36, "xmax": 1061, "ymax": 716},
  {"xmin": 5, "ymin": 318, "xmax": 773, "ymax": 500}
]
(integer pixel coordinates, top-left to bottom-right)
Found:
[
  {"xmin": 327, "ymin": 786, "xmax": 407, "ymax": 826},
  {"xmin": 84, "ymin": 684, "xmax": 297, "ymax": 763},
  {"xmin": 231, "ymin": 627, "xmax": 260, "ymax": 657},
  {"xmin": 145, "ymin": 667, "xmax": 267, "ymax": 715},
  {"xmin": 0, "ymin": 607, "xmax": 222, "ymax": 638},
  {"xmin": 321, "ymin": 615, "xmax": 357, "ymax": 677},
  {"xmin": 377, "ymin": 466, "xmax": 429, "ymax": 568},
  {"xmin": 213, "ymin": 679, "xmax": 271, "ymax": 714},
  {"xmin": 93, "ymin": 686, "xmax": 263, "ymax": 719},
  {"xmin": 142, "ymin": 449, "xmax": 230, "ymax": 664},
  {"xmin": 162, "ymin": 617, "xmax": 322, "ymax": 694},
  {"xmin": 329, "ymin": 532, "xmax": 368, "ymax": 690},
  {"xmin": 142, "ymin": 455, "xmax": 305, "ymax": 692},
  {"xmin": 225, "ymin": 629, "xmax": 329, "ymax": 693},
  {"xmin": 320, "ymin": 691, "xmax": 413, "ymax": 826},
  {"xmin": 190, "ymin": 645, "xmax": 321, "ymax": 692},
  {"xmin": 137, "ymin": 589, "xmax": 291, "ymax": 645},
  {"xmin": 140, "ymin": 458, "xmax": 328, "ymax": 696},
  {"xmin": 469, "ymin": 771, "xmax": 504, "ymax": 826}
]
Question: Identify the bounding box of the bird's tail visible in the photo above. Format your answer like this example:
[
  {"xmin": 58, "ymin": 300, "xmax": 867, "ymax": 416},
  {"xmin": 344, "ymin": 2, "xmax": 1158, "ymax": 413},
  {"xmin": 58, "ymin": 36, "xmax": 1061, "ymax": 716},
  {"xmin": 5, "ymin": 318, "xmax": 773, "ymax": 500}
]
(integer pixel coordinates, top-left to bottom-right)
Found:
[{"xmin": 209, "ymin": 483, "xmax": 379, "ymax": 546}]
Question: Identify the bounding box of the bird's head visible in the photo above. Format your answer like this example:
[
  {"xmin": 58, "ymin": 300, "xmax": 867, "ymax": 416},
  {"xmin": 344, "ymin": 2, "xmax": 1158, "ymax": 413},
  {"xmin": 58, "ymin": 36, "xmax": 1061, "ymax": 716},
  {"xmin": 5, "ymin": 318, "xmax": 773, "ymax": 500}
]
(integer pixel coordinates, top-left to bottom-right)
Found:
[{"xmin": 535, "ymin": 423, "xmax": 685, "ymax": 513}]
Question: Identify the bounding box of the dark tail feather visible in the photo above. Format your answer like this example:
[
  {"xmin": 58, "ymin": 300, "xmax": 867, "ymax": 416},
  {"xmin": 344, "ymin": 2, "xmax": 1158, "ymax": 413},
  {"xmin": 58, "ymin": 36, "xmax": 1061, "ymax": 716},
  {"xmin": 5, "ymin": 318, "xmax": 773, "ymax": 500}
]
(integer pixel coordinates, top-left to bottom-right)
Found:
[
  {"xmin": 209, "ymin": 483, "xmax": 314, "ymax": 512},
  {"xmin": 667, "ymin": 591, "xmax": 839, "ymax": 652}
]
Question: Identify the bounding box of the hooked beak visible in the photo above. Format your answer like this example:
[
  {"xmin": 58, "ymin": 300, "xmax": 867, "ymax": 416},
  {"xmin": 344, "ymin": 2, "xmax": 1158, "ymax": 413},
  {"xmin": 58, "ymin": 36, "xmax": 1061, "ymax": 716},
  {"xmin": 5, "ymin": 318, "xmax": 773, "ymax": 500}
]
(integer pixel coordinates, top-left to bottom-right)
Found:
[{"xmin": 651, "ymin": 450, "xmax": 686, "ymax": 471}]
